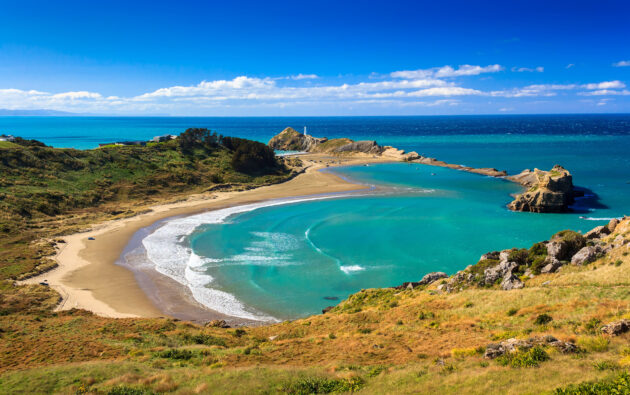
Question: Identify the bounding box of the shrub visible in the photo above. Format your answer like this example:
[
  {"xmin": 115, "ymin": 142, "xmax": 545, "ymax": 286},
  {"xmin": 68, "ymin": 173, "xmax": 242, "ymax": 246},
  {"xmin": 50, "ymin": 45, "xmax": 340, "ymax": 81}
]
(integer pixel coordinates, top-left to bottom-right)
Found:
[
  {"xmin": 155, "ymin": 348, "xmax": 194, "ymax": 360},
  {"xmin": 577, "ymin": 336, "xmax": 610, "ymax": 352},
  {"xmin": 497, "ymin": 346, "xmax": 550, "ymax": 368},
  {"xmin": 583, "ymin": 318, "xmax": 602, "ymax": 334},
  {"xmin": 508, "ymin": 248, "xmax": 529, "ymax": 265},
  {"xmin": 181, "ymin": 333, "xmax": 227, "ymax": 347},
  {"xmin": 534, "ymin": 313, "xmax": 553, "ymax": 325},
  {"xmin": 107, "ymin": 386, "xmax": 153, "ymax": 395},
  {"xmin": 507, "ymin": 308, "xmax": 519, "ymax": 316},
  {"xmin": 281, "ymin": 376, "xmax": 365, "ymax": 394},
  {"xmin": 593, "ymin": 360, "xmax": 620, "ymax": 371},
  {"xmin": 451, "ymin": 347, "xmax": 479, "ymax": 358},
  {"xmin": 554, "ymin": 372, "xmax": 630, "ymax": 394}
]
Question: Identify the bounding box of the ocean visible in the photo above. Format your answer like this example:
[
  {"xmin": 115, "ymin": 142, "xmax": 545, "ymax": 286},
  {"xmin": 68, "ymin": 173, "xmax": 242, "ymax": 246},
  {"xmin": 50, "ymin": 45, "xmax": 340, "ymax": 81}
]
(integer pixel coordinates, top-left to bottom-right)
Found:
[{"xmin": 3, "ymin": 115, "xmax": 629, "ymax": 321}]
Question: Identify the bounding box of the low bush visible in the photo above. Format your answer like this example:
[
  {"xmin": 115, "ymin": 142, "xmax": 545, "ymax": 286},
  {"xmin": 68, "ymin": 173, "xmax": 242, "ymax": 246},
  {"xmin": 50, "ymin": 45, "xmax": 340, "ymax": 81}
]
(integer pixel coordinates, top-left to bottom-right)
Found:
[
  {"xmin": 281, "ymin": 376, "xmax": 364, "ymax": 394},
  {"xmin": 577, "ymin": 336, "xmax": 609, "ymax": 352},
  {"xmin": 496, "ymin": 346, "xmax": 550, "ymax": 368},
  {"xmin": 554, "ymin": 372, "xmax": 630, "ymax": 394},
  {"xmin": 534, "ymin": 313, "xmax": 553, "ymax": 325}
]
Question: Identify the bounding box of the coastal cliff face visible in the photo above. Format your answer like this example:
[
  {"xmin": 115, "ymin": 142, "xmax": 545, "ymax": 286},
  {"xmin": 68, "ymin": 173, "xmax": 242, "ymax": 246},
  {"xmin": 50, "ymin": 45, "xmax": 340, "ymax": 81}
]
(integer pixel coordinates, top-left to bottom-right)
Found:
[{"xmin": 507, "ymin": 165, "xmax": 575, "ymax": 213}]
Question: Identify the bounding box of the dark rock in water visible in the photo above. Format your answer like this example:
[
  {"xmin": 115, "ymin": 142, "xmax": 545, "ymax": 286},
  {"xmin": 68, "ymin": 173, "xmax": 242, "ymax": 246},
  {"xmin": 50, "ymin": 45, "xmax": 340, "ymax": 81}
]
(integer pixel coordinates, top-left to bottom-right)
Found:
[
  {"xmin": 205, "ymin": 319, "xmax": 230, "ymax": 328},
  {"xmin": 322, "ymin": 306, "xmax": 334, "ymax": 314},
  {"xmin": 507, "ymin": 165, "xmax": 576, "ymax": 213},
  {"xmin": 601, "ymin": 319, "xmax": 630, "ymax": 335},
  {"xmin": 323, "ymin": 296, "xmax": 339, "ymax": 301}
]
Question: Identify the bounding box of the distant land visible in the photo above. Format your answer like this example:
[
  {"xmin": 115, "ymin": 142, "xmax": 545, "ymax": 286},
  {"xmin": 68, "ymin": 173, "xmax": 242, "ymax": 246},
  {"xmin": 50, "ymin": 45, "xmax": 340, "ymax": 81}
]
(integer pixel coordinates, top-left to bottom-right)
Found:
[{"xmin": 0, "ymin": 109, "xmax": 79, "ymax": 116}]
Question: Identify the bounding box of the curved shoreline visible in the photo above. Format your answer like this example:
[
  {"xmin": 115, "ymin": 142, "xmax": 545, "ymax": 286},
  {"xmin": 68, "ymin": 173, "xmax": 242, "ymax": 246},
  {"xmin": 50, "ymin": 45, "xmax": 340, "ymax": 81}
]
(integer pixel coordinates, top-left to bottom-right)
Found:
[{"xmin": 21, "ymin": 155, "xmax": 389, "ymax": 319}]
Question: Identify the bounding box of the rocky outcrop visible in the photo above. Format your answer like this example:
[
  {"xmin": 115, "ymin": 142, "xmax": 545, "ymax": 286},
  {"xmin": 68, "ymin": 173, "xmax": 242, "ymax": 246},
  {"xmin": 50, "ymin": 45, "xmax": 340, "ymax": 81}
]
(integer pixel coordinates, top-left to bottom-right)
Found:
[
  {"xmin": 571, "ymin": 245, "xmax": 604, "ymax": 265},
  {"xmin": 394, "ymin": 272, "xmax": 448, "ymax": 290},
  {"xmin": 484, "ymin": 335, "xmax": 579, "ymax": 359},
  {"xmin": 507, "ymin": 165, "xmax": 576, "ymax": 213},
  {"xmin": 438, "ymin": 220, "xmax": 629, "ymax": 293},
  {"xmin": 268, "ymin": 127, "xmax": 327, "ymax": 151},
  {"xmin": 600, "ymin": 319, "xmax": 630, "ymax": 336},
  {"xmin": 205, "ymin": 319, "xmax": 230, "ymax": 328},
  {"xmin": 334, "ymin": 140, "xmax": 383, "ymax": 155}
]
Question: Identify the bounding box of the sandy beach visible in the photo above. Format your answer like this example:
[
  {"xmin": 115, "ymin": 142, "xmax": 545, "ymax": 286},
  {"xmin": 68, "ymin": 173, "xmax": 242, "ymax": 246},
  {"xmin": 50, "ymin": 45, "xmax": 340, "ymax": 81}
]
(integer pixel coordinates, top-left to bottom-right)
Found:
[{"xmin": 22, "ymin": 155, "xmax": 389, "ymax": 319}]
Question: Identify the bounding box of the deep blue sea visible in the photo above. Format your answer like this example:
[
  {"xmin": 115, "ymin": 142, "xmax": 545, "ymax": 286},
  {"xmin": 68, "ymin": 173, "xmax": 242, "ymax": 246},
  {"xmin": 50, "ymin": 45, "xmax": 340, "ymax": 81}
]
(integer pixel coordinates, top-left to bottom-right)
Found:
[{"xmin": 3, "ymin": 115, "xmax": 629, "ymax": 321}]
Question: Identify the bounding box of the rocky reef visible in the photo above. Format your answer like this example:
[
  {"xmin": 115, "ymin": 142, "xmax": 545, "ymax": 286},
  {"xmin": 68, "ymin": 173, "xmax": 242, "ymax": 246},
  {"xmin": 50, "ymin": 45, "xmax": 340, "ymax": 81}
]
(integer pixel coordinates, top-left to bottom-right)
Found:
[{"xmin": 507, "ymin": 165, "xmax": 577, "ymax": 213}]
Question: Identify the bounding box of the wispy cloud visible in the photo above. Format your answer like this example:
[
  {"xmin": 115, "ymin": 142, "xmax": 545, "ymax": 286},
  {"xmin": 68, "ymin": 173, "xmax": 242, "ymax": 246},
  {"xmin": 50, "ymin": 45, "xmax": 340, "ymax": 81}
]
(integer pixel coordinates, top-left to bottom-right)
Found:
[
  {"xmin": 566, "ymin": 63, "xmax": 575, "ymax": 69},
  {"xmin": 390, "ymin": 64, "xmax": 503, "ymax": 79},
  {"xmin": 511, "ymin": 66, "xmax": 544, "ymax": 72},
  {"xmin": 613, "ymin": 60, "xmax": 630, "ymax": 67},
  {"xmin": 288, "ymin": 74, "xmax": 319, "ymax": 80}
]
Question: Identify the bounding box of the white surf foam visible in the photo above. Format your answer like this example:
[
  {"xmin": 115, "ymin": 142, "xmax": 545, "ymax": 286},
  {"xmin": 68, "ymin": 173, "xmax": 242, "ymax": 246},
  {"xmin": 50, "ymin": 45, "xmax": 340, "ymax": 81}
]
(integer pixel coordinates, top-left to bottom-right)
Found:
[
  {"xmin": 340, "ymin": 265, "xmax": 366, "ymax": 274},
  {"xmin": 580, "ymin": 216, "xmax": 620, "ymax": 221},
  {"xmin": 142, "ymin": 193, "xmax": 360, "ymax": 321}
]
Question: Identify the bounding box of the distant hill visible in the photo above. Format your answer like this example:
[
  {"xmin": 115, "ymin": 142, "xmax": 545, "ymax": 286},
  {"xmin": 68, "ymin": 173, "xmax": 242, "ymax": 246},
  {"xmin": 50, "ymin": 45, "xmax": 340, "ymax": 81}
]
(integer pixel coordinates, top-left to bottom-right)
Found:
[{"xmin": 0, "ymin": 109, "xmax": 78, "ymax": 116}]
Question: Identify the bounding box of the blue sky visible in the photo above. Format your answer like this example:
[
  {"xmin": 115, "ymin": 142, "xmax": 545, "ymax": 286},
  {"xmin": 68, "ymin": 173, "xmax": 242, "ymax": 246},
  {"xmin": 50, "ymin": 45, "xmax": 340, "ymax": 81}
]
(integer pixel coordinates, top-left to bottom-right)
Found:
[{"xmin": 0, "ymin": 0, "xmax": 629, "ymax": 115}]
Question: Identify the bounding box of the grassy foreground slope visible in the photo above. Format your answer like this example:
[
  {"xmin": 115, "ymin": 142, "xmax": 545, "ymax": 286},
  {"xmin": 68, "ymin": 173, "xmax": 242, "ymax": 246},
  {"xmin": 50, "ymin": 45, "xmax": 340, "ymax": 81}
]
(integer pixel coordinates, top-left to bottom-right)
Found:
[{"xmin": 1, "ymin": 220, "xmax": 629, "ymax": 394}]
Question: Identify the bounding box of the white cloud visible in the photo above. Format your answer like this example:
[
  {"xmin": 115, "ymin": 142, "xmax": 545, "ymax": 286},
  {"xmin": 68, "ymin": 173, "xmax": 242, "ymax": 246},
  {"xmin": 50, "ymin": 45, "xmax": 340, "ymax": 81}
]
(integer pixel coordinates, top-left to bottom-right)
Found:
[
  {"xmin": 408, "ymin": 87, "xmax": 483, "ymax": 97},
  {"xmin": 288, "ymin": 73, "xmax": 319, "ymax": 80},
  {"xmin": 566, "ymin": 63, "xmax": 575, "ymax": 69},
  {"xmin": 51, "ymin": 91, "xmax": 103, "ymax": 100},
  {"xmin": 582, "ymin": 80, "xmax": 625, "ymax": 90},
  {"xmin": 391, "ymin": 64, "xmax": 503, "ymax": 79},
  {"xmin": 580, "ymin": 89, "xmax": 630, "ymax": 96},
  {"xmin": 613, "ymin": 60, "xmax": 630, "ymax": 67},
  {"xmin": 0, "ymin": 66, "xmax": 626, "ymax": 114},
  {"xmin": 511, "ymin": 66, "xmax": 544, "ymax": 72}
]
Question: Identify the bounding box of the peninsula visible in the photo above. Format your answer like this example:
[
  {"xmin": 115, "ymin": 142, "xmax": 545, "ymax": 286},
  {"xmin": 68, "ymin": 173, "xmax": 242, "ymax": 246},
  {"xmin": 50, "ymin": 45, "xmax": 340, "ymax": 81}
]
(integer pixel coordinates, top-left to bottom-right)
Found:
[{"xmin": 269, "ymin": 127, "xmax": 580, "ymax": 213}]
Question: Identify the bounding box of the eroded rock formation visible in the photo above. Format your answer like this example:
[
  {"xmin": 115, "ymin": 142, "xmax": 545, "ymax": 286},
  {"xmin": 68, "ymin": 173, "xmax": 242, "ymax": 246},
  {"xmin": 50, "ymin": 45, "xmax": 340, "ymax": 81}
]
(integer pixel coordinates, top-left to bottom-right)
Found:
[{"xmin": 507, "ymin": 165, "xmax": 576, "ymax": 213}]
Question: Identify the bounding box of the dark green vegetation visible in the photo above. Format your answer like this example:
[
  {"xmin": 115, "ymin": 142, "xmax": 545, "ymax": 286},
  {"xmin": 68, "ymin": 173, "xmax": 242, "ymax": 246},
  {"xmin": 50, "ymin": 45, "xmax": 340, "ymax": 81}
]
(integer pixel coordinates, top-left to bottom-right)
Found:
[{"xmin": 0, "ymin": 129, "xmax": 293, "ymax": 281}]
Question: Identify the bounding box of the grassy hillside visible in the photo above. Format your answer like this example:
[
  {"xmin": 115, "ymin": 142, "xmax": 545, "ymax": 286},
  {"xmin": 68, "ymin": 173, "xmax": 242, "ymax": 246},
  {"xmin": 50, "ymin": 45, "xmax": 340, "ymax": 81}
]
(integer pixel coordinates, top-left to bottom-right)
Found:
[
  {"xmin": 0, "ymin": 220, "xmax": 628, "ymax": 393},
  {"xmin": 0, "ymin": 130, "xmax": 294, "ymax": 281}
]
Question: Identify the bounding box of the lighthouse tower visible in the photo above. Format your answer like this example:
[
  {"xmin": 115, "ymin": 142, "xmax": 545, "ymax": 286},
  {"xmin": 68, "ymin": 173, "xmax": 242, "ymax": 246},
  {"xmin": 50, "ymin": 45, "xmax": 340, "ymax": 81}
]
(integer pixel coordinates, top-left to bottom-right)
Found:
[{"xmin": 303, "ymin": 126, "xmax": 308, "ymax": 137}]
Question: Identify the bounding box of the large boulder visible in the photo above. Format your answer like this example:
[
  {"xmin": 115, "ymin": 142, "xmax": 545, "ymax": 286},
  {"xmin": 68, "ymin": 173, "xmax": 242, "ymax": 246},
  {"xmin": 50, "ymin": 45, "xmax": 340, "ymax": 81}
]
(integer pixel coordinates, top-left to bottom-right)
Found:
[
  {"xmin": 546, "ymin": 230, "xmax": 586, "ymax": 261},
  {"xmin": 484, "ymin": 260, "xmax": 518, "ymax": 285},
  {"xmin": 571, "ymin": 246, "xmax": 603, "ymax": 265},
  {"xmin": 540, "ymin": 257, "xmax": 564, "ymax": 274},
  {"xmin": 507, "ymin": 165, "xmax": 576, "ymax": 213},
  {"xmin": 501, "ymin": 273, "xmax": 524, "ymax": 290},
  {"xmin": 607, "ymin": 218, "xmax": 620, "ymax": 233}
]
